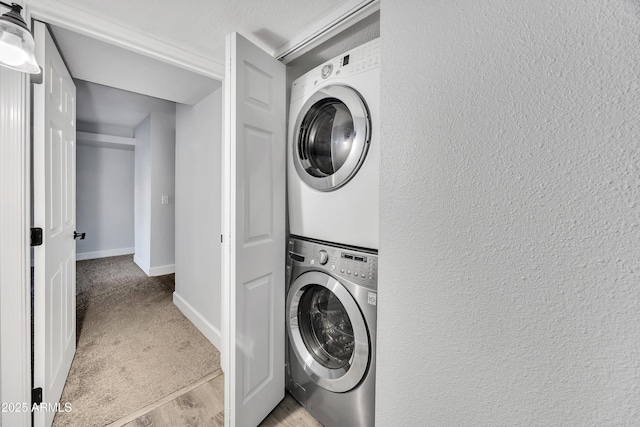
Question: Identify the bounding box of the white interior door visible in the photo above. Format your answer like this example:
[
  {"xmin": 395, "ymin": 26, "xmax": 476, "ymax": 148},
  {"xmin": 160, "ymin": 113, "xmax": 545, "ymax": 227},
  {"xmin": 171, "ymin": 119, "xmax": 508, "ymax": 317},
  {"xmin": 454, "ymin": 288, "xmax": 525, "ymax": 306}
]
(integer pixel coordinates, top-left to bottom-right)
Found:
[
  {"xmin": 32, "ymin": 21, "xmax": 77, "ymax": 427},
  {"xmin": 223, "ymin": 32, "xmax": 286, "ymax": 427}
]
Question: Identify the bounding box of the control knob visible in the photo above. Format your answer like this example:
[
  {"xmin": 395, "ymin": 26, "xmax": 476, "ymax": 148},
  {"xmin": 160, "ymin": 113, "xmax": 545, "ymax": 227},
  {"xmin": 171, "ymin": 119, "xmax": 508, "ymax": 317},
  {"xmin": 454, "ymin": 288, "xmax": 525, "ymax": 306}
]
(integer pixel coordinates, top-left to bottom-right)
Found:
[
  {"xmin": 321, "ymin": 64, "xmax": 333, "ymax": 79},
  {"xmin": 318, "ymin": 250, "xmax": 329, "ymax": 265}
]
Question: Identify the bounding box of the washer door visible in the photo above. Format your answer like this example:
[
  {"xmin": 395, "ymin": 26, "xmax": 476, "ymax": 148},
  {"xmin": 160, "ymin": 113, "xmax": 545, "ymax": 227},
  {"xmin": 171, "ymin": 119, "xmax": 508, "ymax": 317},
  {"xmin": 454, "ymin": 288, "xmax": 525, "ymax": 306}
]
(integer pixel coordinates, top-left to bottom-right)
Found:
[
  {"xmin": 287, "ymin": 271, "xmax": 370, "ymax": 393},
  {"xmin": 293, "ymin": 85, "xmax": 371, "ymax": 192}
]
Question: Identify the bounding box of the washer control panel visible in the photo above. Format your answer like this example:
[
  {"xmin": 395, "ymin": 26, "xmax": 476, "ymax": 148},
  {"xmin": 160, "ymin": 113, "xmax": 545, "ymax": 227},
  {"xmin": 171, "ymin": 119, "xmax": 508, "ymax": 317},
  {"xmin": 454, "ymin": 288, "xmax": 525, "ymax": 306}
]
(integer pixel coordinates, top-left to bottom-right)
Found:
[{"xmin": 288, "ymin": 237, "xmax": 378, "ymax": 290}]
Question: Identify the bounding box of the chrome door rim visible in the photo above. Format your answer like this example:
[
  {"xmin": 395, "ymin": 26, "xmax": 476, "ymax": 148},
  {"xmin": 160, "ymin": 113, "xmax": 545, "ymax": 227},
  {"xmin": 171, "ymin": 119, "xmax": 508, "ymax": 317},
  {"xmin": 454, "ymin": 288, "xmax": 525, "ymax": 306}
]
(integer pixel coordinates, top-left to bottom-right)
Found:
[
  {"xmin": 287, "ymin": 271, "xmax": 370, "ymax": 393},
  {"xmin": 293, "ymin": 85, "xmax": 371, "ymax": 192}
]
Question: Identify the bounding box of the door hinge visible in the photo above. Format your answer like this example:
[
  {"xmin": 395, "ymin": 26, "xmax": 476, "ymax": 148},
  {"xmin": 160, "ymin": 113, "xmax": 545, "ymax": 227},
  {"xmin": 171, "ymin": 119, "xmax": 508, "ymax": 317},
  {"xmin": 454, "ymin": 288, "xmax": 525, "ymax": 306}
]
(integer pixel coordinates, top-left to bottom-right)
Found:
[
  {"xmin": 31, "ymin": 228, "xmax": 43, "ymax": 246},
  {"xmin": 221, "ymin": 234, "xmax": 223, "ymax": 243},
  {"xmin": 32, "ymin": 387, "xmax": 43, "ymax": 405}
]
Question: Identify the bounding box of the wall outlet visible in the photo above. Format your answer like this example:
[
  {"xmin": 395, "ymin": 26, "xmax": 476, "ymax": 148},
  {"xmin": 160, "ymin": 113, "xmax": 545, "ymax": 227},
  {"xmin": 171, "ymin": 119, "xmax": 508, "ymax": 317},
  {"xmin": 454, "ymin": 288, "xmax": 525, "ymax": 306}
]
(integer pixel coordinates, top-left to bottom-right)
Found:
[{"xmin": 161, "ymin": 195, "xmax": 169, "ymax": 205}]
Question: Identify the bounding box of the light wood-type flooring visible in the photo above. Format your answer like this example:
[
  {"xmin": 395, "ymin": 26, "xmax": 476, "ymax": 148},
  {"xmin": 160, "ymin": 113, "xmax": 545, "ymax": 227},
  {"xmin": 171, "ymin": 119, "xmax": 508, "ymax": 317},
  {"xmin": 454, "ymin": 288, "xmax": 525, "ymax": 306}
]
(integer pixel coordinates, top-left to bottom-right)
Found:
[{"xmin": 109, "ymin": 370, "xmax": 322, "ymax": 427}]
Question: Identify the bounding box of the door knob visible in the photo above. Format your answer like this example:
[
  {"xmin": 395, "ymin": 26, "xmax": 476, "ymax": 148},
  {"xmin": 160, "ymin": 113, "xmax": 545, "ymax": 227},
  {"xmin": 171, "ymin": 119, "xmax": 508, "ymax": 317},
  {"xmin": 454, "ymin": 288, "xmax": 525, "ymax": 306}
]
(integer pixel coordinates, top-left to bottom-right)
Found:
[{"xmin": 73, "ymin": 231, "xmax": 86, "ymax": 240}]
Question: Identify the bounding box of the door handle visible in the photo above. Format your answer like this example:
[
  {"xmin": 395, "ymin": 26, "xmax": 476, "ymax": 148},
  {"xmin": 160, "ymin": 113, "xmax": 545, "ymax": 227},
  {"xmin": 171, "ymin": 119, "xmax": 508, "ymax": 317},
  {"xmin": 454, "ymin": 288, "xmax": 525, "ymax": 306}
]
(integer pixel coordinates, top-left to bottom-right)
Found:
[{"xmin": 73, "ymin": 231, "xmax": 86, "ymax": 240}]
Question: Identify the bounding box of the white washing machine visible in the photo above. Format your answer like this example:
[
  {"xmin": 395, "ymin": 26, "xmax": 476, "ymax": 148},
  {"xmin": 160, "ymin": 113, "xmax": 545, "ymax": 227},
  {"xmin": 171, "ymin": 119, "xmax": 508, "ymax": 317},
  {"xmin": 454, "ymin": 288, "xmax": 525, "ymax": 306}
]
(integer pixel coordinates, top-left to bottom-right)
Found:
[
  {"xmin": 285, "ymin": 236, "xmax": 377, "ymax": 427},
  {"xmin": 288, "ymin": 38, "xmax": 380, "ymax": 250}
]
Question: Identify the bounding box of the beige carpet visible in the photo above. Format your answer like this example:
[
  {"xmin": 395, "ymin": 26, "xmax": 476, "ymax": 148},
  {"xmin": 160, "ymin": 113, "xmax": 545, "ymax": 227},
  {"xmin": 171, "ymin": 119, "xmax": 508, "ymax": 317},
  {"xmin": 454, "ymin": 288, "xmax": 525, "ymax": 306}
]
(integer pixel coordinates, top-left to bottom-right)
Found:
[{"xmin": 53, "ymin": 255, "xmax": 220, "ymax": 426}]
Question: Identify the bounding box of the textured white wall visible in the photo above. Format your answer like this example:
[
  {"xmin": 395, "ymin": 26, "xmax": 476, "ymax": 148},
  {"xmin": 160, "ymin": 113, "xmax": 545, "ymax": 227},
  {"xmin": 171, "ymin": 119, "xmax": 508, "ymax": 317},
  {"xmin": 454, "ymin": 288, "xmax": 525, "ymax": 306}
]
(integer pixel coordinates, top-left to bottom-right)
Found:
[
  {"xmin": 134, "ymin": 116, "xmax": 152, "ymax": 271},
  {"xmin": 175, "ymin": 89, "xmax": 223, "ymax": 347},
  {"xmin": 377, "ymin": 0, "xmax": 640, "ymax": 425},
  {"xmin": 76, "ymin": 144, "xmax": 135, "ymax": 258}
]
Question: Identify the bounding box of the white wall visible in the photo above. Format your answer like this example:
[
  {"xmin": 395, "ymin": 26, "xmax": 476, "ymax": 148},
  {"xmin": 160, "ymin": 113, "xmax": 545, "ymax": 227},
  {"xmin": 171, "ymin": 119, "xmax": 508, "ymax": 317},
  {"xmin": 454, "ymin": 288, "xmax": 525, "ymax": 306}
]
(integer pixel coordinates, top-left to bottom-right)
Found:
[
  {"xmin": 149, "ymin": 109, "xmax": 176, "ymax": 270},
  {"xmin": 174, "ymin": 89, "xmax": 223, "ymax": 348},
  {"xmin": 134, "ymin": 105, "xmax": 176, "ymax": 276},
  {"xmin": 77, "ymin": 120, "xmax": 134, "ymax": 138},
  {"xmin": 377, "ymin": 1, "xmax": 640, "ymax": 425},
  {"xmin": 76, "ymin": 143, "xmax": 135, "ymax": 260},
  {"xmin": 134, "ymin": 116, "xmax": 152, "ymax": 272}
]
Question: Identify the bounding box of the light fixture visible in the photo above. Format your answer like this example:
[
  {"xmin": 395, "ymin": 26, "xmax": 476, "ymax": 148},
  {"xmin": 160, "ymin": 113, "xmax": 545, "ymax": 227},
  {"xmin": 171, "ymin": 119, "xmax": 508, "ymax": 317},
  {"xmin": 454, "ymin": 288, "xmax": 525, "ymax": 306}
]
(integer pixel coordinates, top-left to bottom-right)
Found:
[{"xmin": 0, "ymin": 2, "xmax": 39, "ymax": 74}]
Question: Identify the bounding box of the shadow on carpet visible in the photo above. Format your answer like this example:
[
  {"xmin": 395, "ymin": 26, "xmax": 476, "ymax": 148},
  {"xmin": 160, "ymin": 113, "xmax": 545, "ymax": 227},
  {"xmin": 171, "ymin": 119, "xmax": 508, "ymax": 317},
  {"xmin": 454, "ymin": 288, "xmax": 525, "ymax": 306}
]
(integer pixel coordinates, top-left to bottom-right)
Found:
[{"xmin": 53, "ymin": 255, "xmax": 220, "ymax": 427}]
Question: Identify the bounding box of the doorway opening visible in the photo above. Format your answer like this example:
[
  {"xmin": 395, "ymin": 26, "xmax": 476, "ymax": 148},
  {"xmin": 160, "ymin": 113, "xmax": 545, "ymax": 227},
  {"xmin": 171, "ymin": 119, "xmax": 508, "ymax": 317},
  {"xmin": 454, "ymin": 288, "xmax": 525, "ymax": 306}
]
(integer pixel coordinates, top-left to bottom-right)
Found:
[{"xmin": 29, "ymin": 21, "xmax": 224, "ymax": 426}]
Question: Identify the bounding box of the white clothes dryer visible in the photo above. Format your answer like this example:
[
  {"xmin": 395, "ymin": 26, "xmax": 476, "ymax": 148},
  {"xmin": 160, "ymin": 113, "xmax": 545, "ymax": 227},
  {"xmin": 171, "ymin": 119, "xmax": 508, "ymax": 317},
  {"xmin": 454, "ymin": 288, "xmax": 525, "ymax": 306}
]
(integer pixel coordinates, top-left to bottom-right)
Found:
[{"xmin": 288, "ymin": 38, "xmax": 380, "ymax": 250}]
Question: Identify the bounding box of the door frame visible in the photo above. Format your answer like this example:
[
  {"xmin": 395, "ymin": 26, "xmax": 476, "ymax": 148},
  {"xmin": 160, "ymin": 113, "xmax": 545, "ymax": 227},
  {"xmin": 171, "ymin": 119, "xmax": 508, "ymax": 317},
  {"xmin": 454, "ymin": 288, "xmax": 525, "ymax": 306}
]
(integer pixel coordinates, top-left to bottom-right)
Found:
[
  {"xmin": 0, "ymin": 2, "xmax": 378, "ymax": 426},
  {"xmin": 0, "ymin": 11, "xmax": 32, "ymax": 425}
]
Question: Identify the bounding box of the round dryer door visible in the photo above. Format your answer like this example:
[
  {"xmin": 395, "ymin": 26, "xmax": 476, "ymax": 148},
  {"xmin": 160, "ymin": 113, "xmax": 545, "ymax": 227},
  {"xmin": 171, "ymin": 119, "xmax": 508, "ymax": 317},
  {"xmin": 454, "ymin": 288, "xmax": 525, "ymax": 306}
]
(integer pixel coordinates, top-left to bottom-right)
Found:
[
  {"xmin": 287, "ymin": 271, "xmax": 370, "ymax": 393},
  {"xmin": 293, "ymin": 85, "xmax": 371, "ymax": 192}
]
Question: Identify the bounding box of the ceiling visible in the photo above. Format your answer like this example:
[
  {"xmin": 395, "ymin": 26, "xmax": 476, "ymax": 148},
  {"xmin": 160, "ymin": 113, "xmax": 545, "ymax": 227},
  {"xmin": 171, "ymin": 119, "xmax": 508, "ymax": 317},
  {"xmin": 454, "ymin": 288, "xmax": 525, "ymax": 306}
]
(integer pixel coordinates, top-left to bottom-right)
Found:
[
  {"xmin": 39, "ymin": 0, "xmax": 363, "ymax": 131},
  {"xmin": 45, "ymin": 0, "xmax": 350, "ymax": 66},
  {"xmin": 50, "ymin": 25, "xmax": 221, "ymax": 106},
  {"xmin": 75, "ymin": 79, "xmax": 174, "ymax": 129}
]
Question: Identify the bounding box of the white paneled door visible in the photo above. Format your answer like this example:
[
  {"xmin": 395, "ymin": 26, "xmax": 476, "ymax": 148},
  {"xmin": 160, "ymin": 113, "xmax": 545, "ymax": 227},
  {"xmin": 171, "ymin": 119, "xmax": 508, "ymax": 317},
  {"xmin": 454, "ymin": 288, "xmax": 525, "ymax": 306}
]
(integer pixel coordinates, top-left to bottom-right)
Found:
[
  {"xmin": 32, "ymin": 22, "xmax": 77, "ymax": 427},
  {"xmin": 223, "ymin": 32, "xmax": 286, "ymax": 426}
]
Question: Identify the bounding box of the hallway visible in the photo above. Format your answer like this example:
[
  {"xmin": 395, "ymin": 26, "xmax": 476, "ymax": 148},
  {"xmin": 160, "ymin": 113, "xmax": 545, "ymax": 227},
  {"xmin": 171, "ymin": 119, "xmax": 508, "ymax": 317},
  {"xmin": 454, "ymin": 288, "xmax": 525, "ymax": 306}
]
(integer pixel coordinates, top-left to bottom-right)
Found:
[{"xmin": 53, "ymin": 255, "xmax": 219, "ymax": 426}]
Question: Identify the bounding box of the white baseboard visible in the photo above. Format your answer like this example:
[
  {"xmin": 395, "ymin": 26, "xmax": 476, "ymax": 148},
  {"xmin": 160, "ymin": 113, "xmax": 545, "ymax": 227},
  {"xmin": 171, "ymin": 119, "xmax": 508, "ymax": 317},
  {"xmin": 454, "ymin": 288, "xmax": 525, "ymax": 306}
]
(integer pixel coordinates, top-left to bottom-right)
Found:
[
  {"xmin": 149, "ymin": 264, "xmax": 175, "ymax": 276},
  {"xmin": 77, "ymin": 247, "xmax": 134, "ymax": 261},
  {"xmin": 133, "ymin": 254, "xmax": 150, "ymax": 275},
  {"xmin": 173, "ymin": 292, "xmax": 222, "ymax": 350},
  {"xmin": 133, "ymin": 256, "xmax": 175, "ymax": 277}
]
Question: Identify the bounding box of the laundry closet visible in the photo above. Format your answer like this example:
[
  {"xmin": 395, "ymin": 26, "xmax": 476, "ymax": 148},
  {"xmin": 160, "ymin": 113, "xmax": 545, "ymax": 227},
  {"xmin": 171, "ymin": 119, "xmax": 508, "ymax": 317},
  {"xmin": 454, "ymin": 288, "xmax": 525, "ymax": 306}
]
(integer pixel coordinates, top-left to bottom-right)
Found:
[
  {"xmin": 221, "ymin": 9, "xmax": 380, "ymax": 426},
  {"xmin": 282, "ymin": 11, "xmax": 380, "ymax": 427}
]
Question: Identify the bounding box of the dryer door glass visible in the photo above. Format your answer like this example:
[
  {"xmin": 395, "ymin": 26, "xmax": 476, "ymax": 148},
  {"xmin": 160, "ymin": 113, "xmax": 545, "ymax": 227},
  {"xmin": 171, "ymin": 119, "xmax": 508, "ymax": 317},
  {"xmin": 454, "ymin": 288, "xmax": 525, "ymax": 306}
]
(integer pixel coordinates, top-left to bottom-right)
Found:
[
  {"xmin": 300, "ymin": 99, "xmax": 354, "ymax": 177},
  {"xmin": 294, "ymin": 85, "xmax": 370, "ymax": 192},
  {"xmin": 298, "ymin": 285, "xmax": 354, "ymax": 369}
]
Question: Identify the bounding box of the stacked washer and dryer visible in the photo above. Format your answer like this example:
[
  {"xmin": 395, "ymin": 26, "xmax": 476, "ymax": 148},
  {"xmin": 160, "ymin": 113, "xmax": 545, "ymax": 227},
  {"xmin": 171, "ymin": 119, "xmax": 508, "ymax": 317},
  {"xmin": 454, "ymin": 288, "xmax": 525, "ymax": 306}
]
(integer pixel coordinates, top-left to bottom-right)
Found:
[{"xmin": 285, "ymin": 38, "xmax": 380, "ymax": 427}]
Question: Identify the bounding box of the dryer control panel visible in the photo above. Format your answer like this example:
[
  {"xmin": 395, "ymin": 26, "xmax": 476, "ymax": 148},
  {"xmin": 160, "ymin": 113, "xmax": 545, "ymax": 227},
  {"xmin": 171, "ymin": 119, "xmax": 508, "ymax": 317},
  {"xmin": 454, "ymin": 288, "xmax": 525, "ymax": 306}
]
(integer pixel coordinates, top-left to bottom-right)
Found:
[
  {"xmin": 320, "ymin": 37, "xmax": 380, "ymax": 80},
  {"xmin": 287, "ymin": 236, "xmax": 378, "ymax": 290},
  {"xmin": 290, "ymin": 38, "xmax": 380, "ymax": 103}
]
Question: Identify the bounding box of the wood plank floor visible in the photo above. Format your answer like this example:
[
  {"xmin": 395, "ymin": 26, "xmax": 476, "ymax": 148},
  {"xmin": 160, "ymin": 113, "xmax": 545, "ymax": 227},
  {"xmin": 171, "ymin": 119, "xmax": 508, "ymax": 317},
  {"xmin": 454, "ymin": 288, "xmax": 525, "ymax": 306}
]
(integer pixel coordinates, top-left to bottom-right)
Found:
[{"xmin": 114, "ymin": 372, "xmax": 322, "ymax": 427}]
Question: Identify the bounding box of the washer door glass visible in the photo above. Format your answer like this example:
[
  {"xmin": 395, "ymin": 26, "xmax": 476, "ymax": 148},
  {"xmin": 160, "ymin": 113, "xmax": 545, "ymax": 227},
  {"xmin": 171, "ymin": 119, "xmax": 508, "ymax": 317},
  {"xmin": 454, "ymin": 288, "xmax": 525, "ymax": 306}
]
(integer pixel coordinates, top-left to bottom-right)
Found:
[
  {"xmin": 287, "ymin": 271, "xmax": 370, "ymax": 393},
  {"xmin": 299, "ymin": 285, "xmax": 354, "ymax": 369},
  {"xmin": 294, "ymin": 85, "xmax": 370, "ymax": 192}
]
